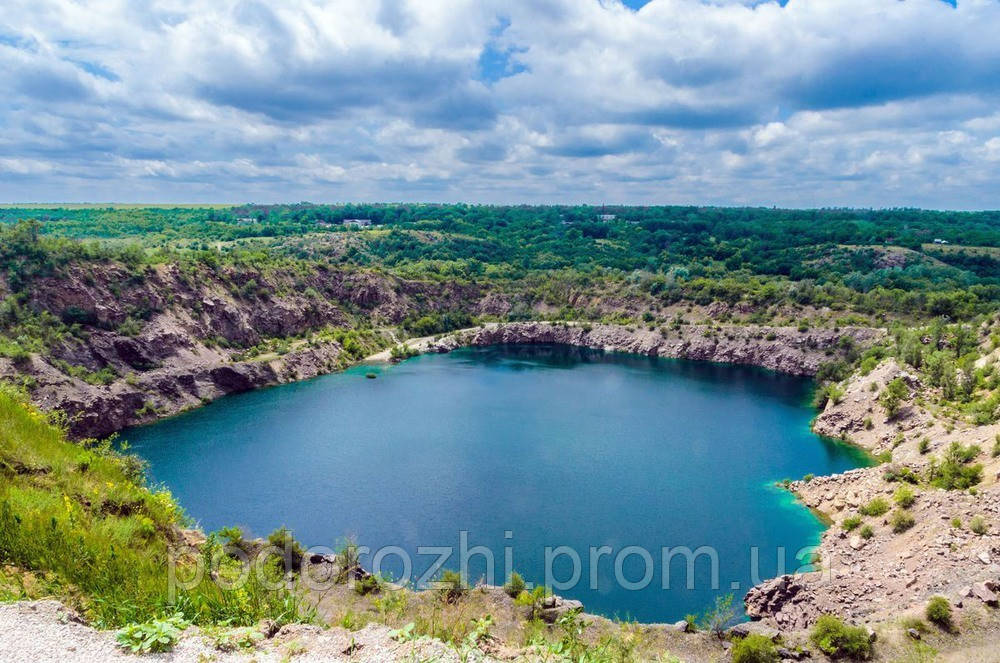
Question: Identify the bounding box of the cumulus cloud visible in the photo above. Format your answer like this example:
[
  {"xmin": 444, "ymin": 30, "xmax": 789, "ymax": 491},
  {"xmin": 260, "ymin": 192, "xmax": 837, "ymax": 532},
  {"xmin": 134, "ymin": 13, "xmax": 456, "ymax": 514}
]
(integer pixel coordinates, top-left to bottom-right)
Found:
[{"xmin": 1, "ymin": 0, "xmax": 999, "ymax": 207}]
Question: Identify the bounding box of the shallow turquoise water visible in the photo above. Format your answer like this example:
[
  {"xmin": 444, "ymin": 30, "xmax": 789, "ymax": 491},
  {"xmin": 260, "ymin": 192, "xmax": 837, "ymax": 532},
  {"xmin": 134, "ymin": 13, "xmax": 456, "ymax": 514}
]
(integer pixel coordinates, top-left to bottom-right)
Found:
[{"xmin": 123, "ymin": 345, "xmax": 868, "ymax": 622}]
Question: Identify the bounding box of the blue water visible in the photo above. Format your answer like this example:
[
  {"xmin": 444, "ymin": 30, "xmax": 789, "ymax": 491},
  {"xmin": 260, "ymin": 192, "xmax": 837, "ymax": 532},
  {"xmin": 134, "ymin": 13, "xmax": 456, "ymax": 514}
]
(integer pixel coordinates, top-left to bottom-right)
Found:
[{"xmin": 123, "ymin": 345, "xmax": 868, "ymax": 622}]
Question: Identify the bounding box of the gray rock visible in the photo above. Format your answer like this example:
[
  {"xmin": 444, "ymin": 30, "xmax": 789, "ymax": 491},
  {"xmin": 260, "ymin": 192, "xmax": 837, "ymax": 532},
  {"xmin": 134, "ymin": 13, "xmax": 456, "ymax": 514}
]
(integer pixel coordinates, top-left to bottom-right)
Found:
[
  {"xmin": 971, "ymin": 582, "xmax": 999, "ymax": 607},
  {"xmin": 907, "ymin": 628, "xmax": 921, "ymax": 640},
  {"xmin": 671, "ymin": 620, "xmax": 691, "ymax": 633},
  {"xmin": 539, "ymin": 596, "xmax": 584, "ymax": 623}
]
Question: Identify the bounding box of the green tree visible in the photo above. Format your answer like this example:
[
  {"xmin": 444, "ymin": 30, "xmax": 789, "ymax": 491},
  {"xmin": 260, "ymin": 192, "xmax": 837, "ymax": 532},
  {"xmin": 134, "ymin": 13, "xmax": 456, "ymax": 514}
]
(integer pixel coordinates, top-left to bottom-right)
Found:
[{"xmin": 879, "ymin": 377, "xmax": 908, "ymax": 419}]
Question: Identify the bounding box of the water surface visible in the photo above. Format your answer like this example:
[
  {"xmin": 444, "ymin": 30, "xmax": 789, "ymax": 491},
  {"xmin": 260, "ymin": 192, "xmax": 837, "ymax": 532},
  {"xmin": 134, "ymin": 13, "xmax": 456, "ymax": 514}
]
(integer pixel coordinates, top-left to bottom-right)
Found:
[{"xmin": 123, "ymin": 345, "xmax": 868, "ymax": 622}]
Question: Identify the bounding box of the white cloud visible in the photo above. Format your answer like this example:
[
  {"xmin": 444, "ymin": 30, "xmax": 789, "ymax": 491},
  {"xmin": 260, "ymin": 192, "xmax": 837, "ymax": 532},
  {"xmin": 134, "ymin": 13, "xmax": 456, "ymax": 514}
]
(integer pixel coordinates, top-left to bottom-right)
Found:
[{"xmin": 1, "ymin": 0, "xmax": 999, "ymax": 207}]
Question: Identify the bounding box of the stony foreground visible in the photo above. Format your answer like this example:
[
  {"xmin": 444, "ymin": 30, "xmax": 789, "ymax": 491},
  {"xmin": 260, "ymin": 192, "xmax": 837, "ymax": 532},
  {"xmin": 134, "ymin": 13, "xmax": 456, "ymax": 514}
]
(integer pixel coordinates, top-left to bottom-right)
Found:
[{"xmin": 0, "ymin": 601, "xmax": 492, "ymax": 663}]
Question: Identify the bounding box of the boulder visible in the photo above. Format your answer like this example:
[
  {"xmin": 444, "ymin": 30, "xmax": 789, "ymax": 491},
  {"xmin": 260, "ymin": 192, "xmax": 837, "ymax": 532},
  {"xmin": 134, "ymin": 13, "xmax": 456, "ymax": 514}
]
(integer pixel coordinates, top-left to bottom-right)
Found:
[
  {"xmin": 971, "ymin": 582, "xmax": 999, "ymax": 607},
  {"xmin": 539, "ymin": 595, "xmax": 584, "ymax": 623},
  {"xmin": 671, "ymin": 620, "xmax": 692, "ymax": 633}
]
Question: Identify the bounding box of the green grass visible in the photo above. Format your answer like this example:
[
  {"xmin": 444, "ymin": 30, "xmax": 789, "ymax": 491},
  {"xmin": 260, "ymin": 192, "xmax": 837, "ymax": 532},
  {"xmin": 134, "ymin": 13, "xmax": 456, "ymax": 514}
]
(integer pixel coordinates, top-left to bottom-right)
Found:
[{"xmin": 0, "ymin": 384, "xmax": 313, "ymax": 629}]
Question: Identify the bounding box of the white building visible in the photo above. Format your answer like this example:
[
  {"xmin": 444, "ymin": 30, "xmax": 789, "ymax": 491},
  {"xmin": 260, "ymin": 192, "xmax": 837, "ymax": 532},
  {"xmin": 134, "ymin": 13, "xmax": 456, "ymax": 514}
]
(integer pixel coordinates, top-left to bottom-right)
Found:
[{"xmin": 343, "ymin": 219, "xmax": 373, "ymax": 228}]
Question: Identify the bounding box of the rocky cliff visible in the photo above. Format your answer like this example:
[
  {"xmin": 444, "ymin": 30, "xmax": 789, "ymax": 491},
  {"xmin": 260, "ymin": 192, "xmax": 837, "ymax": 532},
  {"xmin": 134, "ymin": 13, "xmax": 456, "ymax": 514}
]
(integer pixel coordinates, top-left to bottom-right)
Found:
[
  {"xmin": 428, "ymin": 321, "xmax": 882, "ymax": 376},
  {"xmin": 2, "ymin": 261, "xmax": 482, "ymax": 438}
]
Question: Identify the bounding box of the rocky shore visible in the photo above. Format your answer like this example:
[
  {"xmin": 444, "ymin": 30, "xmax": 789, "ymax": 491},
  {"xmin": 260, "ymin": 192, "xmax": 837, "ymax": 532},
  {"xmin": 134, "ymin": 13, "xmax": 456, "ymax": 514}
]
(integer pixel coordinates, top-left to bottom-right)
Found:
[
  {"xmin": 744, "ymin": 359, "xmax": 1000, "ymax": 642},
  {"xmin": 406, "ymin": 320, "xmax": 882, "ymax": 376}
]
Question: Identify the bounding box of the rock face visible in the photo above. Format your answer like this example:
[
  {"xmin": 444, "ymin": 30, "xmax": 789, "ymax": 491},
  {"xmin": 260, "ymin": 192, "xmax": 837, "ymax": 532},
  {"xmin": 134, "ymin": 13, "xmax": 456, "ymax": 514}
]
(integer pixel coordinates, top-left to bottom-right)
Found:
[
  {"xmin": 4, "ymin": 262, "xmax": 481, "ymax": 438},
  {"xmin": 744, "ymin": 575, "xmax": 815, "ymax": 630},
  {"xmin": 444, "ymin": 321, "xmax": 880, "ymax": 377}
]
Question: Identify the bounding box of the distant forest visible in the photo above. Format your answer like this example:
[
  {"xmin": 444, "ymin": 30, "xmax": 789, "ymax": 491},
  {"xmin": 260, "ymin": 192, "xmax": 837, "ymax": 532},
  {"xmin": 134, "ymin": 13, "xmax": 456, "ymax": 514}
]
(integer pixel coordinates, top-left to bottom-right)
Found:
[{"xmin": 4, "ymin": 204, "xmax": 1000, "ymax": 320}]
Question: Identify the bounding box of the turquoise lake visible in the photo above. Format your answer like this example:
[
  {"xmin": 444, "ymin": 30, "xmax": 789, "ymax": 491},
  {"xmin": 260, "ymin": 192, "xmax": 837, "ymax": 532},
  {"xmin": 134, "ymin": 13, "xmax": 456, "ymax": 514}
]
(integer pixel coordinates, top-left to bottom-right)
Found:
[{"xmin": 122, "ymin": 344, "xmax": 869, "ymax": 622}]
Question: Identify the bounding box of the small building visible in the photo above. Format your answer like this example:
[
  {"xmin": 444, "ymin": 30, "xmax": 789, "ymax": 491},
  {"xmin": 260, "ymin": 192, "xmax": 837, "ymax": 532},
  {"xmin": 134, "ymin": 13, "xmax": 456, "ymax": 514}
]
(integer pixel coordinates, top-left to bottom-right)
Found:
[
  {"xmin": 343, "ymin": 218, "xmax": 372, "ymax": 228},
  {"xmin": 235, "ymin": 217, "xmax": 256, "ymax": 224},
  {"xmin": 932, "ymin": 238, "xmax": 950, "ymax": 245},
  {"xmin": 598, "ymin": 214, "xmax": 616, "ymax": 222}
]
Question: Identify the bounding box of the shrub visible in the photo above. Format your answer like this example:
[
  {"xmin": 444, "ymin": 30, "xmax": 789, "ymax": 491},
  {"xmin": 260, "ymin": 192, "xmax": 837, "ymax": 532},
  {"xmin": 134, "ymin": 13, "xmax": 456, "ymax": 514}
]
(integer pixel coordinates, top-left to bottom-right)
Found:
[
  {"xmin": 436, "ymin": 569, "xmax": 467, "ymax": 603},
  {"xmin": 970, "ymin": 516, "xmax": 987, "ymax": 535},
  {"xmin": 890, "ymin": 510, "xmax": 916, "ymax": 533},
  {"xmin": 879, "ymin": 378, "xmax": 909, "ymax": 419},
  {"xmin": 731, "ymin": 633, "xmax": 779, "ymax": 663},
  {"xmin": 117, "ymin": 317, "xmax": 143, "ymax": 337},
  {"xmin": 699, "ymin": 593, "xmax": 737, "ymax": 638},
  {"xmin": 858, "ymin": 497, "xmax": 889, "ymax": 517},
  {"xmin": 514, "ymin": 585, "xmax": 549, "ymax": 620},
  {"xmin": 951, "ymin": 517, "xmax": 962, "ymax": 529},
  {"xmin": 116, "ymin": 614, "xmax": 189, "ymax": 653},
  {"xmin": 266, "ymin": 526, "xmax": 304, "ymax": 570},
  {"xmin": 354, "ymin": 573, "xmax": 382, "ymax": 596},
  {"xmin": 928, "ymin": 443, "xmax": 983, "ymax": 490},
  {"xmin": 859, "ymin": 525, "xmax": 874, "ymax": 540},
  {"xmin": 883, "ymin": 465, "xmax": 918, "ymax": 484},
  {"xmin": 863, "ymin": 417, "xmax": 873, "ymax": 430},
  {"xmin": 918, "ymin": 438, "xmax": 930, "ymax": 454},
  {"xmin": 809, "ymin": 615, "xmax": 873, "ymax": 660},
  {"xmin": 925, "ymin": 596, "xmax": 953, "ymax": 630},
  {"xmin": 893, "ymin": 485, "xmax": 915, "ymax": 508},
  {"xmin": 842, "ymin": 516, "xmax": 863, "ymax": 532},
  {"xmin": 504, "ymin": 572, "xmax": 526, "ymax": 598}
]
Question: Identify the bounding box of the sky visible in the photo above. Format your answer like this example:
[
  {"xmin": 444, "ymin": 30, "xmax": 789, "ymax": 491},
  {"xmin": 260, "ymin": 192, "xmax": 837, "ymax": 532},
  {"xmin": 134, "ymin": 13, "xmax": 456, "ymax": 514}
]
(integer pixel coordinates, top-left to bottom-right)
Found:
[{"xmin": 2, "ymin": 0, "xmax": 1000, "ymax": 209}]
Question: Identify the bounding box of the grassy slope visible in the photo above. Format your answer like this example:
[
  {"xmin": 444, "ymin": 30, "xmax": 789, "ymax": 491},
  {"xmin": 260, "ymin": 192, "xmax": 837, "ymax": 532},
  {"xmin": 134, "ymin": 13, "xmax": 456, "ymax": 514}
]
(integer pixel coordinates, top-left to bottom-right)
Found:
[{"xmin": 0, "ymin": 385, "xmax": 309, "ymax": 629}]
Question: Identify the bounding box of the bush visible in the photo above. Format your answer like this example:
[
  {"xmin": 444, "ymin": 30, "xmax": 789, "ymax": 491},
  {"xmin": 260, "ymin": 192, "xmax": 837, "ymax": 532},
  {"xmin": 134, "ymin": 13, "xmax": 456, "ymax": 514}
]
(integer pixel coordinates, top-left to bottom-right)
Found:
[
  {"xmin": 918, "ymin": 438, "xmax": 930, "ymax": 454},
  {"xmin": 842, "ymin": 516, "xmax": 863, "ymax": 532},
  {"xmin": 925, "ymin": 596, "xmax": 953, "ymax": 630},
  {"xmin": 514, "ymin": 585, "xmax": 549, "ymax": 620},
  {"xmin": 859, "ymin": 525, "xmax": 874, "ymax": 540},
  {"xmin": 970, "ymin": 516, "xmax": 987, "ymax": 535},
  {"xmin": 879, "ymin": 378, "xmax": 909, "ymax": 419},
  {"xmin": 893, "ymin": 485, "xmax": 915, "ymax": 508},
  {"xmin": 883, "ymin": 465, "xmax": 918, "ymax": 484},
  {"xmin": 699, "ymin": 593, "xmax": 737, "ymax": 638},
  {"xmin": 266, "ymin": 526, "xmax": 304, "ymax": 570},
  {"xmin": 809, "ymin": 615, "xmax": 873, "ymax": 660},
  {"xmin": 354, "ymin": 573, "xmax": 382, "ymax": 596},
  {"xmin": 890, "ymin": 510, "xmax": 916, "ymax": 533},
  {"xmin": 928, "ymin": 443, "xmax": 983, "ymax": 490},
  {"xmin": 858, "ymin": 497, "xmax": 889, "ymax": 517},
  {"xmin": 731, "ymin": 633, "xmax": 779, "ymax": 663},
  {"xmin": 503, "ymin": 572, "xmax": 526, "ymax": 598},
  {"xmin": 436, "ymin": 569, "xmax": 467, "ymax": 603}
]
